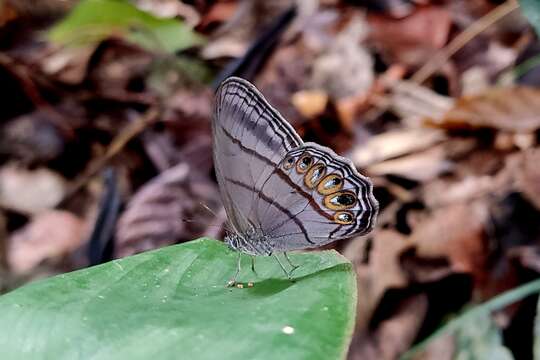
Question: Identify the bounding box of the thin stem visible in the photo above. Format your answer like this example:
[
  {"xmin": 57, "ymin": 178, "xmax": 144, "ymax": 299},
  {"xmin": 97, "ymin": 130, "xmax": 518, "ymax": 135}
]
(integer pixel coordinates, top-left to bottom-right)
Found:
[
  {"xmin": 62, "ymin": 107, "xmax": 160, "ymax": 204},
  {"xmin": 402, "ymin": 277, "xmax": 540, "ymax": 359},
  {"xmin": 411, "ymin": 0, "xmax": 519, "ymax": 84}
]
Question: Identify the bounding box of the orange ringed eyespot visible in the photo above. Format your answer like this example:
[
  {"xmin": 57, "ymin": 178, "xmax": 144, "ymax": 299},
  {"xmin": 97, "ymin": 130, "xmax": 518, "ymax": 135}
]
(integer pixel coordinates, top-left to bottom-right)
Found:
[
  {"xmin": 334, "ymin": 211, "xmax": 354, "ymax": 224},
  {"xmin": 283, "ymin": 156, "xmax": 295, "ymax": 170},
  {"xmin": 304, "ymin": 163, "xmax": 326, "ymax": 188},
  {"xmin": 317, "ymin": 174, "xmax": 343, "ymax": 195},
  {"xmin": 296, "ymin": 155, "xmax": 313, "ymax": 173},
  {"xmin": 324, "ymin": 191, "xmax": 357, "ymax": 210}
]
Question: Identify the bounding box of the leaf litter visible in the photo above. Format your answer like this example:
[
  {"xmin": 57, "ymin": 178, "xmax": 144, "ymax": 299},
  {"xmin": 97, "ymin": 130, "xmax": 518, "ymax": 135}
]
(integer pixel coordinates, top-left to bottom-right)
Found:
[{"xmin": 1, "ymin": 0, "xmax": 540, "ymax": 359}]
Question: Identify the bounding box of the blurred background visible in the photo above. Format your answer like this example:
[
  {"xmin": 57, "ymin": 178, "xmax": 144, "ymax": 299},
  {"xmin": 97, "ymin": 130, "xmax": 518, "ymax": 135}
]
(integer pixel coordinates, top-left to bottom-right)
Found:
[{"xmin": 1, "ymin": 0, "xmax": 540, "ymax": 358}]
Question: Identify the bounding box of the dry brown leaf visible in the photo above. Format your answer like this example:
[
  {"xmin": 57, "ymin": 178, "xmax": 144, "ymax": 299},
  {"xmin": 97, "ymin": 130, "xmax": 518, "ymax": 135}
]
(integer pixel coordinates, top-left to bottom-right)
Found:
[
  {"xmin": 115, "ymin": 164, "xmax": 223, "ymax": 258},
  {"xmin": 291, "ymin": 89, "xmax": 328, "ymax": 119},
  {"xmin": 404, "ymin": 201, "xmax": 489, "ymax": 284},
  {"xmin": 349, "ymin": 294, "xmax": 428, "ymax": 360},
  {"xmin": 344, "ymin": 230, "xmax": 412, "ymax": 329},
  {"xmin": 389, "ymin": 81, "xmax": 454, "ymax": 121},
  {"xmin": 507, "ymin": 246, "xmax": 540, "ymax": 274},
  {"xmin": 0, "ymin": 0, "xmax": 18, "ymax": 27},
  {"xmin": 414, "ymin": 333, "xmax": 455, "ymax": 360},
  {"xmin": 164, "ymin": 87, "xmax": 213, "ymax": 123},
  {"xmin": 335, "ymin": 64, "xmax": 406, "ymax": 127},
  {"xmin": 87, "ymin": 40, "xmax": 155, "ymax": 99},
  {"xmin": 515, "ymin": 148, "xmax": 540, "ymax": 209},
  {"xmin": 136, "ymin": 0, "xmax": 200, "ymax": 25},
  {"xmin": 461, "ymin": 66, "xmax": 491, "ymax": 96},
  {"xmin": 426, "ymin": 86, "xmax": 540, "ymax": 132},
  {"xmin": 310, "ymin": 15, "xmax": 374, "ymax": 99},
  {"xmin": 3, "ymin": 0, "xmax": 74, "ymax": 19},
  {"xmin": 335, "ymin": 92, "xmax": 369, "ymax": 128},
  {"xmin": 256, "ymin": 44, "xmax": 312, "ymax": 126},
  {"xmin": 353, "ymin": 128, "xmax": 446, "ymax": 168},
  {"xmin": 7, "ymin": 210, "xmax": 86, "ymax": 274},
  {"xmin": 422, "ymin": 176, "xmax": 498, "ymax": 208},
  {"xmin": 368, "ymin": 6, "xmax": 451, "ymax": 66},
  {"xmin": 366, "ymin": 146, "xmax": 452, "ymax": 182},
  {"xmin": 0, "ymin": 164, "xmax": 66, "ymax": 215},
  {"xmin": 201, "ymin": 0, "xmax": 293, "ymax": 59},
  {"xmin": 40, "ymin": 45, "xmax": 96, "ymax": 85},
  {"xmin": 198, "ymin": 1, "xmax": 238, "ymax": 30},
  {"xmin": 0, "ymin": 109, "xmax": 69, "ymax": 163}
]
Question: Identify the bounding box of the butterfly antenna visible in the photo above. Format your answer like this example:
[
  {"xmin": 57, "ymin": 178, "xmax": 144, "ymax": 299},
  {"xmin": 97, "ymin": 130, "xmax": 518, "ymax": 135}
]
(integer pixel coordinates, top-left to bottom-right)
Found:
[
  {"xmin": 181, "ymin": 218, "xmax": 223, "ymax": 228},
  {"xmin": 199, "ymin": 202, "xmax": 217, "ymax": 217},
  {"xmin": 183, "ymin": 205, "xmax": 233, "ymax": 235},
  {"xmin": 196, "ymin": 202, "xmax": 234, "ymax": 233}
]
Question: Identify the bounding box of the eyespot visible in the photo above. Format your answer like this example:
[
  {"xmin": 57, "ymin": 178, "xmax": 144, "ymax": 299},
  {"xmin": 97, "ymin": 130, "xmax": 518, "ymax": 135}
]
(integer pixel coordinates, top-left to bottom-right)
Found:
[
  {"xmin": 334, "ymin": 211, "xmax": 354, "ymax": 225},
  {"xmin": 296, "ymin": 155, "xmax": 313, "ymax": 173},
  {"xmin": 324, "ymin": 191, "xmax": 357, "ymax": 210},
  {"xmin": 317, "ymin": 174, "xmax": 343, "ymax": 195},
  {"xmin": 282, "ymin": 156, "xmax": 295, "ymax": 170},
  {"xmin": 304, "ymin": 163, "xmax": 326, "ymax": 188}
]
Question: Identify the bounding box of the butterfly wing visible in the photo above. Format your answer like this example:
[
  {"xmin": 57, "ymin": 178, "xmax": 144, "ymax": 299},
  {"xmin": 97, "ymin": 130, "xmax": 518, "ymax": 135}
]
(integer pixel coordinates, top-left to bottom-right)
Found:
[
  {"xmin": 213, "ymin": 77, "xmax": 378, "ymax": 252},
  {"xmin": 212, "ymin": 77, "xmax": 303, "ymax": 235},
  {"xmin": 252, "ymin": 143, "xmax": 378, "ymax": 251}
]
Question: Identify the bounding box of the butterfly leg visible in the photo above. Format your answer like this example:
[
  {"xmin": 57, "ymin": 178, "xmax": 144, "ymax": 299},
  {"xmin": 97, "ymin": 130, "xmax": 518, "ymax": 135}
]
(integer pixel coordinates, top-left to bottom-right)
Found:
[
  {"xmin": 284, "ymin": 252, "xmax": 299, "ymax": 276},
  {"xmin": 227, "ymin": 253, "xmax": 242, "ymax": 287},
  {"xmin": 273, "ymin": 254, "xmax": 296, "ymax": 281},
  {"xmin": 250, "ymin": 256, "xmax": 258, "ymax": 275}
]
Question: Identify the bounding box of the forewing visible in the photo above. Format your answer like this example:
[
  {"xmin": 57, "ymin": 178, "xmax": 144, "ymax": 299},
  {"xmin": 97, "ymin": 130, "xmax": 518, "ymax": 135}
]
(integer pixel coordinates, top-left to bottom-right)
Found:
[{"xmin": 212, "ymin": 77, "xmax": 303, "ymax": 234}]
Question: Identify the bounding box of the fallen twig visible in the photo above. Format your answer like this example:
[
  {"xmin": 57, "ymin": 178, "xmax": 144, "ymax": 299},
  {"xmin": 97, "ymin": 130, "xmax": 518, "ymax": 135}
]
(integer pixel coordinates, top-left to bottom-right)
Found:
[{"xmin": 61, "ymin": 107, "xmax": 160, "ymax": 203}]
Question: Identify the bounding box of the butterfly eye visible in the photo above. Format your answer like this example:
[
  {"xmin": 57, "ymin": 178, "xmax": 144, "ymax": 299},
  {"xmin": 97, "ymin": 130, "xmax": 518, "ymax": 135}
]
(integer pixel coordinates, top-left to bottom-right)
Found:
[
  {"xmin": 296, "ymin": 155, "xmax": 313, "ymax": 173},
  {"xmin": 317, "ymin": 174, "xmax": 343, "ymax": 195},
  {"xmin": 282, "ymin": 156, "xmax": 295, "ymax": 170},
  {"xmin": 304, "ymin": 163, "xmax": 326, "ymax": 188},
  {"xmin": 324, "ymin": 191, "xmax": 357, "ymax": 210},
  {"xmin": 334, "ymin": 211, "xmax": 354, "ymax": 224}
]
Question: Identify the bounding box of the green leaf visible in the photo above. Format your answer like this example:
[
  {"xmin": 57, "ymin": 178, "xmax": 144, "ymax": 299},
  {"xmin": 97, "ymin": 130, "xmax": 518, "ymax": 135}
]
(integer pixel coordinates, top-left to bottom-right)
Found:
[
  {"xmin": 519, "ymin": 0, "xmax": 540, "ymax": 37},
  {"xmin": 0, "ymin": 238, "xmax": 356, "ymax": 360},
  {"xmin": 48, "ymin": 0, "xmax": 204, "ymax": 53}
]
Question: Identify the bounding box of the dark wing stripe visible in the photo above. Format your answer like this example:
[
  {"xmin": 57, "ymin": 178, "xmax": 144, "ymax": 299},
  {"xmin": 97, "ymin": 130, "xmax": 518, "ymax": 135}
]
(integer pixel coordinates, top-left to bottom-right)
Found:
[
  {"xmin": 222, "ymin": 89, "xmax": 295, "ymax": 149},
  {"xmin": 267, "ymin": 194, "xmax": 312, "ymax": 234},
  {"xmin": 220, "ymin": 90, "xmax": 293, "ymax": 152},
  {"xmin": 224, "ymin": 177, "xmax": 315, "ymax": 244},
  {"xmin": 220, "ymin": 126, "xmax": 333, "ymax": 221},
  {"xmin": 220, "ymin": 79, "xmax": 301, "ymax": 145},
  {"xmin": 329, "ymin": 224, "xmax": 343, "ymax": 238},
  {"xmin": 220, "ymin": 124, "xmax": 278, "ymax": 164},
  {"xmin": 219, "ymin": 83, "xmax": 302, "ymax": 150}
]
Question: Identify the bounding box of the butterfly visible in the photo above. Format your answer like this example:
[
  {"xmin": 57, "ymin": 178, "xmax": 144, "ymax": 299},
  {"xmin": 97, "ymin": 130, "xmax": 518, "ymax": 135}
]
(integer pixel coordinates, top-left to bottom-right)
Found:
[{"xmin": 212, "ymin": 77, "xmax": 378, "ymax": 285}]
